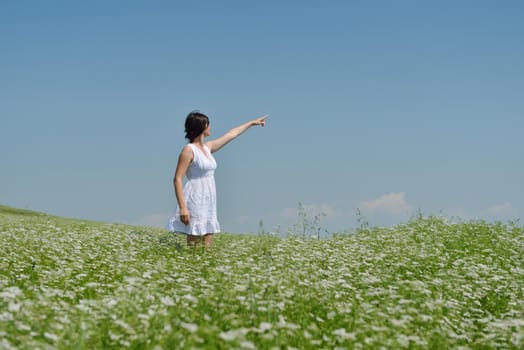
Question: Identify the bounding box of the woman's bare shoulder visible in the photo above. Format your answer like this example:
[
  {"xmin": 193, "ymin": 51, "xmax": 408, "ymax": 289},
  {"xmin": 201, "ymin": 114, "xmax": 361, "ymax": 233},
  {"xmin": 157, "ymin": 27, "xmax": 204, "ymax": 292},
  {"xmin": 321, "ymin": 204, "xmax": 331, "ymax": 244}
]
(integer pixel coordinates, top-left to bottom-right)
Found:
[{"xmin": 180, "ymin": 144, "xmax": 194, "ymax": 159}]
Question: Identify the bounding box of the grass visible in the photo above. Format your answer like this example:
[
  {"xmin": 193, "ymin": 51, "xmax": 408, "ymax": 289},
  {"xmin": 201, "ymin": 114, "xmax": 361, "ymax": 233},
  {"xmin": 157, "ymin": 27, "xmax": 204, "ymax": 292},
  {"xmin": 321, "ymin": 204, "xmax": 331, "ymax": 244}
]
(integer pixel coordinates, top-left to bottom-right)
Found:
[{"xmin": 0, "ymin": 205, "xmax": 523, "ymax": 349}]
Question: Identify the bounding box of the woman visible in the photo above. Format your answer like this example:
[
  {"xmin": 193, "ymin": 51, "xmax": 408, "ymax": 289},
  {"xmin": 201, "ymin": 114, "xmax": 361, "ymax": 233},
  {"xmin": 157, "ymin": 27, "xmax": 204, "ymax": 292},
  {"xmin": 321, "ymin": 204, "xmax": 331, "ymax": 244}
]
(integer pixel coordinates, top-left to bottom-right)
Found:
[{"xmin": 167, "ymin": 111, "xmax": 268, "ymax": 248}]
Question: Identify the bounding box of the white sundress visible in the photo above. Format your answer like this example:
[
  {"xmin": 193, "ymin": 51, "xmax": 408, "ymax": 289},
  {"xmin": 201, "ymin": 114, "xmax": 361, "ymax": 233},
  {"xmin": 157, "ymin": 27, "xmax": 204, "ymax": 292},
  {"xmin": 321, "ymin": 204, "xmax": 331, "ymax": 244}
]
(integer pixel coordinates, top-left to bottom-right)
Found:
[{"xmin": 167, "ymin": 143, "xmax": 221, "ymax": 236}]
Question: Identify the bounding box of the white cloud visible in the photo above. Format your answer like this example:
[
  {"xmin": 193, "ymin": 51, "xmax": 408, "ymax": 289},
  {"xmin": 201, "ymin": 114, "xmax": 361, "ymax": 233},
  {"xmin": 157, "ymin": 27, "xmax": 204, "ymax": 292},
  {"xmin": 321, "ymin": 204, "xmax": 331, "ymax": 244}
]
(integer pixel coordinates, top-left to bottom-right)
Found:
[
  {"xmin": 484, "ymin": 202, "xmax": 514, "ymax": 215},
  {"xmin": 439, "ymin": 203, "xmax": 517, "ymax": 222},
  {"xmin": 359, "ymin": 192, "xmax": 412, "ymax": 215},
  {"xmin": 447, "ymin": 208, "xmax": 470, "ymax": 220},
  {"xmin": 136, "ymin": 213, "xmax": 170, "ymax": 228},
  {"xmin": 280, "ymin": 203, "xmax": 338, "ymax": 219},
  {"xmin": 277, "ymin": 203, "xmax": 355, "ymax": 234}
]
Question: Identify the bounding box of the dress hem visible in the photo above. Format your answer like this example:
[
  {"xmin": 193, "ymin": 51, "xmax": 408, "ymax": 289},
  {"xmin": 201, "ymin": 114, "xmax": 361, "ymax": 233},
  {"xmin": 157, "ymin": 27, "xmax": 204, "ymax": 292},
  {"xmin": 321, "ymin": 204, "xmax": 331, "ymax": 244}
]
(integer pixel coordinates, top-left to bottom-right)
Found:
[{"xmin": 170, "ymin": 231, "xmax": 220, "ymax": 236}]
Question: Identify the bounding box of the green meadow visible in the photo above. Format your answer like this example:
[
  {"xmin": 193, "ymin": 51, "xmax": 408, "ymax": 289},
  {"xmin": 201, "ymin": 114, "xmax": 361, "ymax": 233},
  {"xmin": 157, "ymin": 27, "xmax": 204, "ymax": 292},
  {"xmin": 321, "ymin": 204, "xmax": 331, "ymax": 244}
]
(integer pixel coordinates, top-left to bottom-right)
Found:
[{"xmin": 0, "ymin": 205, "xmax": 523, "ymax": 349}]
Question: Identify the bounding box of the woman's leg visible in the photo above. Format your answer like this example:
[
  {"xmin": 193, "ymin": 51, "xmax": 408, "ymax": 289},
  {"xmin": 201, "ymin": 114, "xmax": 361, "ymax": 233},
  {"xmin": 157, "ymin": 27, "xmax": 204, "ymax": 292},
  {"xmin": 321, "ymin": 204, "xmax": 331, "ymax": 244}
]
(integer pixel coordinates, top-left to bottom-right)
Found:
[
  {"xmin": 186, "ymin": 235, "xmax": 202, "ymax": 247},
  {"xmin": 203, "ymin": 234, "xmax": 213, "ymax": 249},
  {"xmin": 186, "ymin": 234, "xmax": 213, "ymax": 249}
]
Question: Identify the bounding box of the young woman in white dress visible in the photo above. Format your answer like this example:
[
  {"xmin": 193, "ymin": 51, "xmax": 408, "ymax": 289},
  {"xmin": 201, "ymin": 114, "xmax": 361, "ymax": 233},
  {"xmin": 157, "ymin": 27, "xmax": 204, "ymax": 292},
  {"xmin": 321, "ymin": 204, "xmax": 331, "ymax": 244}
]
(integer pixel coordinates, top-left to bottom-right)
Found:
[{"xmin": 168, "ymin": 111, "xmax": 268, "ymax": 249}]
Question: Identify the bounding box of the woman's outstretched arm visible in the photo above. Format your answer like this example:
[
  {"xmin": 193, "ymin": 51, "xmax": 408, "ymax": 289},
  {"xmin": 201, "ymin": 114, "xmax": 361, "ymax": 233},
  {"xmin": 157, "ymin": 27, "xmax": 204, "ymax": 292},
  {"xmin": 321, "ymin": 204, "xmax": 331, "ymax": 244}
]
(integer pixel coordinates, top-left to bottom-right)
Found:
[{"xmin": 206, "ymin": 115, "xmax": 268, "ymax": 153}]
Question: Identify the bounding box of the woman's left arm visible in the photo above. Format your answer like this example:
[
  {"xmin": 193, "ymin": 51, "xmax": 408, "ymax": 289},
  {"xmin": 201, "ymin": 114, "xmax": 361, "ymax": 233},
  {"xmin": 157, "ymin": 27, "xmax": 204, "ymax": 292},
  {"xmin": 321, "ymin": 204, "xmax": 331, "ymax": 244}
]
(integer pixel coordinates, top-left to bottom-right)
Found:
[{"xmin": 206, "ymin": 115, "xmax": 268, "ymax": 153}]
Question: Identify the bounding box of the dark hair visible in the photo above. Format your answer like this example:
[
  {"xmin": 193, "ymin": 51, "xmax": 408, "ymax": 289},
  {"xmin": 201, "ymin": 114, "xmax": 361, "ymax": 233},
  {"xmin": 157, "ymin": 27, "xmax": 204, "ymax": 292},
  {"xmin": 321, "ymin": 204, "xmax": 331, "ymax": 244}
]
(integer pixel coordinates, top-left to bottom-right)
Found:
[{"xmin": 184, "ymin": 110, "xmax": 209, "ymax": 142}]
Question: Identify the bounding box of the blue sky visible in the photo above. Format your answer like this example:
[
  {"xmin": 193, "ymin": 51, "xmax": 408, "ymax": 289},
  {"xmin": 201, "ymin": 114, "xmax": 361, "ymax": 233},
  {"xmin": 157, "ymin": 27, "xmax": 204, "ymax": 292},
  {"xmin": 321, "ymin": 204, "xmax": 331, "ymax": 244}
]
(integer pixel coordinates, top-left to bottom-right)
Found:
[{"xmin": 1, "ymin": 1, "xmax": 523, "ymax": 233}]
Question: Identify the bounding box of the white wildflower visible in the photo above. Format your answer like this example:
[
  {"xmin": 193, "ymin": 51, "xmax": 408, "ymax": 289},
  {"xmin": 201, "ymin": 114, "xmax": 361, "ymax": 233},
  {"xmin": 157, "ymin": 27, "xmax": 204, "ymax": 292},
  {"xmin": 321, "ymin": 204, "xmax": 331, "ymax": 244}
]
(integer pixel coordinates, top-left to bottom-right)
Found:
[
  {"xmin": 16, "ymin": 322, "xmax": 31, "ymax": 332},
  {"xmin": 240, "ymin": 341, "xmax": 256, "ymax": 350},
  {"xmin": 511, "ymin": 332, "xmax": 522, "ymax": 347},
  {"xmin": 259, "ymin": 322, "xmax": 272, "ymax": 332},
  {"xmin": 0, "ymin": 286, "xmax": 22, "ymax": 300},
  {"xmin": 0, "ymin": 339, "xmax": 16, "ymax": 350},
  {"xmin": 0, "ymin": 312, "xmax": 13, "ymax": 321},
  {"xmin": 105, "ymin": 298, "xmax": 118, "ymax": 307},
  {"xmin": 219, "ymin": 328, "xmax": 249, "ymax": 341},
  {"xmin": 180, "ymin": 322, "xmax": 198, "ymax": 333},
  {"xmin": 164, "ymin": 323, "xmax": 172, "ymax": 333},
  {"xmin": 161, "ymin": 296, "xmax": 175, "ymax": 306},
  {"xmin": 234, "ymin": 284, "xmax": 247, "ymax": 292},
  {"xmin": 114, "ymin": 320, "xmax": 136, "ymax": 335},
  {"xmin": 109, "ymin": 331, "xmax": 122, "ymax": 341},
  {"xmin": 8, "ymin": 302, "xmax": 21, "ymax": 312},
  {"xmin": 183, "ymin": 294, "xmax": 198, "ymax": 303},
  {"xmin": 219, "ymin": 330, "xmax": 238, "ymax": 341},
  {"xmin": 44, "ymin": 332, "xmax": 59, "ymax": 342},
  {"xmin": 390, "ymin": 318, "xmax": 406, "ymax": 327},
  {"xmin": 397, "ymin": 334, "xmax": 410, "ymax": 348},
  {"xmin": 332, "ymin": 328, "xmax": 356, "ymax": 340},
  {"xmin": 419, "ymin": 314, "xmax": 433, "ymax": 322},
  {"xmin": 303, "ymin": 330, "xmax": 312, "ymax": 339}
]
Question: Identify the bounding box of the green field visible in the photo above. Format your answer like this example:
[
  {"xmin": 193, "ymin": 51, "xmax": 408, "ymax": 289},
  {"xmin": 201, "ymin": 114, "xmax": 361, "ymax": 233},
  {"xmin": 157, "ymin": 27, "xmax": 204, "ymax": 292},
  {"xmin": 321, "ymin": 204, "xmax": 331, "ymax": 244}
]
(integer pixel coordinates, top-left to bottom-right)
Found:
[{"xmin": 1, "ymin": 205, "xmax": 523, "ymax": 349}]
